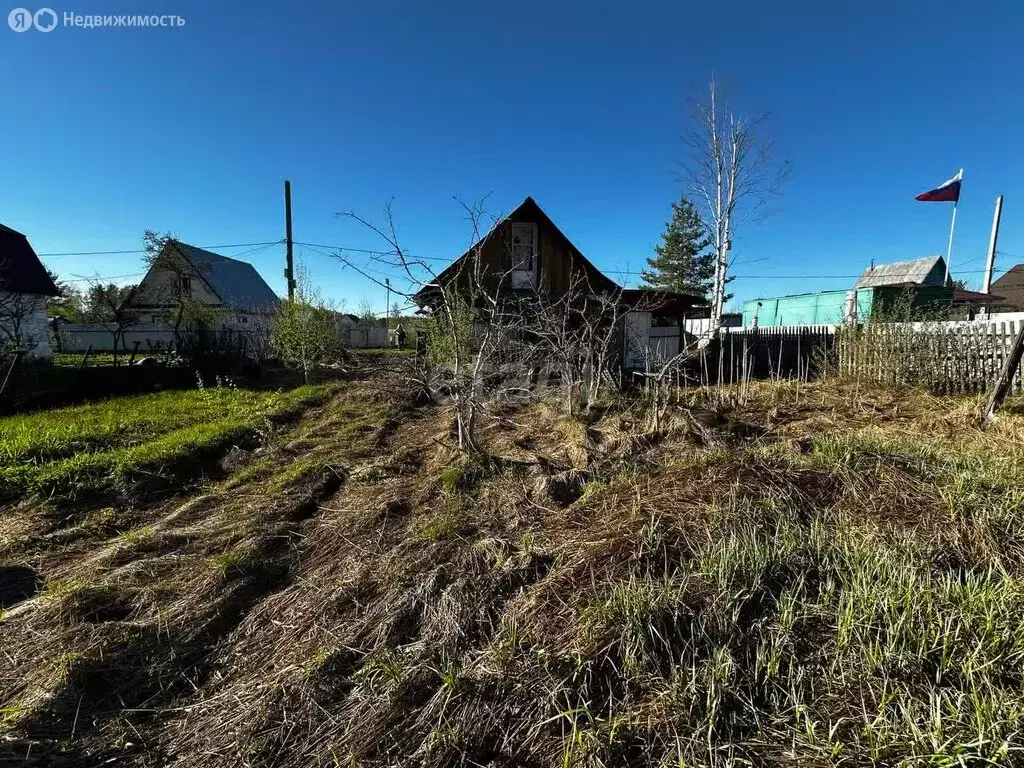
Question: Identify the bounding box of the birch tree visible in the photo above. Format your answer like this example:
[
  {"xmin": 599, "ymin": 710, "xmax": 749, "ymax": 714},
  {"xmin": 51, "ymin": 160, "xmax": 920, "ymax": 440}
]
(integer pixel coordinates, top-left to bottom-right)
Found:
[{"xmin": 683, "ymin": 76, "xmax": 788, "ymax": 330}]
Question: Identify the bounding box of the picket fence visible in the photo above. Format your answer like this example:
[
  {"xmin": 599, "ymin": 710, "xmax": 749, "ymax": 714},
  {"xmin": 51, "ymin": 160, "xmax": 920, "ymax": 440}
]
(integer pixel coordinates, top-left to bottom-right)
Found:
[
  {"xmin": 834, "ymin": 318, "xmax": 1024, "ymax": 394},
  {"xmin": 700, "ymin": 325, "xmax": 833, "ymax": 385},
  {"xmin": 703, "ymin": 316, "xmax": 1024, "ymax": 394}
]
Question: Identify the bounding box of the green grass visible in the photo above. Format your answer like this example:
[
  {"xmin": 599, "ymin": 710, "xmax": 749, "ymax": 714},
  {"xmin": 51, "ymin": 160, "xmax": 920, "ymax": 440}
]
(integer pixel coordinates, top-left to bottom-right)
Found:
[
  {"xmin": 0, "ymin": 382, "xmax": 342, "ymax": 499},
  {"xmin": 264, "ymin": 455, "xmax": 332, "ymax": 494},
  {"xmin": 51, "ymin": 352, "xmax": 126, "ymax": 367}
]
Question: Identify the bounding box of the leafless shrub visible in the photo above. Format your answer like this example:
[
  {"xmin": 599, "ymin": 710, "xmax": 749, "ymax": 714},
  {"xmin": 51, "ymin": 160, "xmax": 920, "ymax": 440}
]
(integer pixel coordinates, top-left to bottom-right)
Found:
[
  {"xmin": 335, "ymin": 198, "xmax": 530, "ymax": 453},
  {"xmin": 525, "ymin": 269, "xmax": 630, "ymax": 416}
]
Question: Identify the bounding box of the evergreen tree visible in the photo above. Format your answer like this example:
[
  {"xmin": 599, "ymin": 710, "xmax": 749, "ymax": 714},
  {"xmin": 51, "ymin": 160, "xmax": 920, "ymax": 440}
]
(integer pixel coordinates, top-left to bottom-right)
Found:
[{"xmin": 641, "ymin": 196, "xmax": 717, "ymax": 299}]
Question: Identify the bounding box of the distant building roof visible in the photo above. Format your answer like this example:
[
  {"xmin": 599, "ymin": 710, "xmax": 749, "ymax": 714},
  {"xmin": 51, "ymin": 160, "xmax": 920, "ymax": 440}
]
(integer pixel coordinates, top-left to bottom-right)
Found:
[
  {"xmin": 854, "ymin": 255, "xmax": 946, "ymax": 289},
  {"xmin": 951, "ymin": 286, "xmax": 1004, "ymax": 304},
  {"xmin": 170, "ymin": 241, "xmax": 279, "ymax": 312},
  {"xmin": 991, "ymin": 264, "xmax": 1024, "ymax": 310},
  {"xmin": 0, "ymin": 223, "xmax": 60, "ymax": 296}
]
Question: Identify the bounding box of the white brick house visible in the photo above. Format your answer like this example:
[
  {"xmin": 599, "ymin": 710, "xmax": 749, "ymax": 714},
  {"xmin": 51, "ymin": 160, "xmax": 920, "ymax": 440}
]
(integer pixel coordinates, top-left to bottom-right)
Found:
[{"xmin": 0, "ymin": 224, "xmax": 60, "ymax": 358}]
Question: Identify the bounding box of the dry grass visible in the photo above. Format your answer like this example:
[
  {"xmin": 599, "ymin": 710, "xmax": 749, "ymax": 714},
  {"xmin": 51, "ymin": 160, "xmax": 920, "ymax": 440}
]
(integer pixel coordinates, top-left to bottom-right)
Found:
[{"xmin": 2, "ymin": 375, "xmax": 1024, "ymax": 767}]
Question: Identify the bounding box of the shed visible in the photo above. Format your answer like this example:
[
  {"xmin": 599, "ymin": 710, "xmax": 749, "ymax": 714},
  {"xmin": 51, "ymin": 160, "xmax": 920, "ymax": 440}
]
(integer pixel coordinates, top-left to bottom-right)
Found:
[
  {"xmin": 743, "ymin": 289, "xmax": 872, "ymax": 327},
  {"xmin": 743, "ymin": 284, "xmax": 1001, "ymax": 328}
]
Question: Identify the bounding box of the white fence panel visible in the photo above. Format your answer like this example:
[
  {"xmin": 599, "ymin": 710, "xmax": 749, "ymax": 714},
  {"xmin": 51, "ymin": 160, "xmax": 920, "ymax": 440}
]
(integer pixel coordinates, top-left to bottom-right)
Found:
[
  {"xmin": 340, "ymin": 324, "xmax": 388, "ymax": 348},
  {"xmin": 57, "ymin": 323, "xmax": 175, "ymax": 353}
]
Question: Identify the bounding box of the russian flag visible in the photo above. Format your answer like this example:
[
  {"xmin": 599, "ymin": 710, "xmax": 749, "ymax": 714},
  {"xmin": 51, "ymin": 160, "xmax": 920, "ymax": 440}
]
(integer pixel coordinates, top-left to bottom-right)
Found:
[{"xmin": 916, "ymin": 170, "xmax": 962, "ymax": 202}]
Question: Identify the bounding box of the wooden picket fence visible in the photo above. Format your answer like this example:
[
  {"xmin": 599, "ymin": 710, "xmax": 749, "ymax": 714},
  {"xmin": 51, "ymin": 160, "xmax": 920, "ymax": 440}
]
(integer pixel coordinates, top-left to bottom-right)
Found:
[
  {"xmin": 835, "ymin": 319, "xmax": 1024, "ymax": 394},
  {"xmin": 701, "ymin": 317, "xmax": 1024, "ymax": 394},
  {"xmin": 708, "ymin": 325, "xmax": 835, "ymax": 385}
]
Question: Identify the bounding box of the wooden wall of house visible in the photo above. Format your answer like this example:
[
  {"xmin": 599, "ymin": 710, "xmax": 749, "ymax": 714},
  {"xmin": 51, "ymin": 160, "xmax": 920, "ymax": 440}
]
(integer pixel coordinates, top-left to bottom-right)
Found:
[{"xmin": 471, "ymin": 212, "xmax": 614, "ymax": 295}]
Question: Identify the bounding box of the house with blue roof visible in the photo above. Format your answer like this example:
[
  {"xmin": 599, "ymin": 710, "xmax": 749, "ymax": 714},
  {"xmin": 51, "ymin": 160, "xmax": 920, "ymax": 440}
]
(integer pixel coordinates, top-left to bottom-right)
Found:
[
  {"xmin": 127, "ymin": 240, "xmax": 279, "ymax": 327},
  {"xmin": 119, "ymin": 240, "xmax": 280, "ymax": 357}
]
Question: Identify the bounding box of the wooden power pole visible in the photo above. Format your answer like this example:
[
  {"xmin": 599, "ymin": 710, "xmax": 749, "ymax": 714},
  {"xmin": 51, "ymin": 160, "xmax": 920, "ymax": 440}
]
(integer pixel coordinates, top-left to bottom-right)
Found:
[
  {"xmin": 284, "ymin": 180, "xmax": 295, "ymax": 300},
  {"xmin": 385, "ymin": 278, "xmax": 391, "ymax": 339}
]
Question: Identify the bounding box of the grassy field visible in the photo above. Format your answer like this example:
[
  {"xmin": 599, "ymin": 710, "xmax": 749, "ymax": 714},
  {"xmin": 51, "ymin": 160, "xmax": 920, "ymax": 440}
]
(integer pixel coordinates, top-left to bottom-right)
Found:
[
  {"xmin": 0, "ymin": 382, "xmax": 341, "ymax": 499},
  {"xmin": 2, "ymin": 374, "xmax": 1024, "ymax": 766}
]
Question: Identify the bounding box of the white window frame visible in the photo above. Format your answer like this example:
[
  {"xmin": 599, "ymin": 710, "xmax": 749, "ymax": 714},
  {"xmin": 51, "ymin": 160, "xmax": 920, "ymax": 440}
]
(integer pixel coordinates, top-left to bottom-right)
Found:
[{"xmin": 510, "ymin": 223, "xmax": 538, "ymax": 287}]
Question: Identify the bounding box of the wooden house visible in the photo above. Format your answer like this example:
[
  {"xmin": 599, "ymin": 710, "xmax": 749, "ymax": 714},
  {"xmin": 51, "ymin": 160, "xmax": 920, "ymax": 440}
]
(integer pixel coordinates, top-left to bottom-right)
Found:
[{"xmin": 413, "ymin": 196, "xmax": 707, "ymax": 368}]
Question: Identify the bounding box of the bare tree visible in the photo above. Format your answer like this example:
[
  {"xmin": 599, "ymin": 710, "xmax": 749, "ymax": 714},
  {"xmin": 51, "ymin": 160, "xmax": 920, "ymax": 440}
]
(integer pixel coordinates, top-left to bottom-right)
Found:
[
  {"xmin": 526, "ymin": 269, "xmax": 631, "ymax": 416},
  {"xmin": 357, "ymin": 296, "xmax": 377, "ymax": 324},
  {"xmin": 82, "ymin": 278, "xmax": 139, "ymax": 364},
  {"xmin": 0, "ymin": 289, "xmax": 42, "ymax": 355},
  {"xmin": 683, "ymin": 76, "xmax": 788, "ymax": 330},
  {"xmin": 334, "ymin": 198, "xmax": 526, "ymax": 453}
]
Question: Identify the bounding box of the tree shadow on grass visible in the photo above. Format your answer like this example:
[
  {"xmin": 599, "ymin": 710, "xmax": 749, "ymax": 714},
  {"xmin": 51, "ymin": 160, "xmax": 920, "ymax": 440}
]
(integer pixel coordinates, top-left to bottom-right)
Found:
[{"xmin": 0, "ymin": 565, "xmax": 41, "ymax": 609}]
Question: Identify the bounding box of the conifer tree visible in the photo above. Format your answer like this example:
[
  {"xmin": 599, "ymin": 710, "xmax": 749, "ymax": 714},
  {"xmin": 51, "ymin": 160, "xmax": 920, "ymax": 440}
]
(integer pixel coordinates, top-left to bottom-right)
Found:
[{"xmin": 641, "ymin": 195, "xmax": 717, "ymax": 299}]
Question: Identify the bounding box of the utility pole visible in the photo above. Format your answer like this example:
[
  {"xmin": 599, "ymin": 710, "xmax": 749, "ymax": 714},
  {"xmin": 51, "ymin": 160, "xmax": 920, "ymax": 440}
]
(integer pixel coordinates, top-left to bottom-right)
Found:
[
  {"xmin": 983, "ymin": 195, "xmax": 1004, "ymax": 295},
  {"xmin": 284, "ymin": 180, "xmax": 295, "ymax": 300},
  {"xmin": 385, "ymin": 277, "xmax": 391, "ymax": 339}
]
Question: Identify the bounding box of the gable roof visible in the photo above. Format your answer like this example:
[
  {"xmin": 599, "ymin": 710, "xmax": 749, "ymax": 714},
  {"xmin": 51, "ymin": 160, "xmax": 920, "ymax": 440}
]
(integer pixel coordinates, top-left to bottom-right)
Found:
[
  {"xmin": 0, "ymin": 223, "xmax": 60, "ymax": 296},
  {"xmin": 167, "ymin": 241, "xmax": 279, "ymax": 311},
  {"xmin": 854, "ymin": 255, "xmax": 946, "ymax": 289},
  {"xmin": 416, "ymin": 196, "xmax": 620, "ymax": 303}
]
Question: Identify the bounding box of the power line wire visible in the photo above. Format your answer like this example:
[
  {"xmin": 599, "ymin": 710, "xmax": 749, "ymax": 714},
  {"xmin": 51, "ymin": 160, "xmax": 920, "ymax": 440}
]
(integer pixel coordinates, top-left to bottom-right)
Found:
[
  {"xmin": 38, "ymin": 239, "xmax": 283, "ymax": 258},
  {"xmin": 296, "ymin": 238, "xmax": 999, "ymax": 281},
  {"xmin": 43, "ymin": 233, "xmax": 1006, "ymax": 283},
  {"xmin": 225, "ymin": 241, "xmax": 283, "ymax": 261},
  {"xmin": 62, "ymin": 272, "xmax": 147, "ymax": 284}
]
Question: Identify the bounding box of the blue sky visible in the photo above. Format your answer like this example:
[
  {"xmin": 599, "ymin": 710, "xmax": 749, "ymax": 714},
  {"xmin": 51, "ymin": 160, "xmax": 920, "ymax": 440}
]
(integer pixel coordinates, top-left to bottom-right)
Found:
[{"xmin": 3, "ymin": 0, "xmax": 1023, "ymax": 313}]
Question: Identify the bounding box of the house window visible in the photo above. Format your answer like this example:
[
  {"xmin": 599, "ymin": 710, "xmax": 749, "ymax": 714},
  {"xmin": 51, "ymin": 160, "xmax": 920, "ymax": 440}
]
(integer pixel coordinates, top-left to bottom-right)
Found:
[
  {"xmin": 510, "ymin": 223, "xmax": 537, "ymax": 272},
  {"xmin": 651, "ymin": 313, "xmax": 680, "ymax": 328},
  {"xmin": 180, "ymin": 276, "xmax": 192, "ymax": 296}
]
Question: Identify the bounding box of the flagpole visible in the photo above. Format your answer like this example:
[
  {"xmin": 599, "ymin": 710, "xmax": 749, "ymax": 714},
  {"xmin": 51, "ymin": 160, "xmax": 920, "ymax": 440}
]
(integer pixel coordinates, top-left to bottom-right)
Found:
[{"xmin": 943, "ymin": 169, "xmax": 963, "ymax": 286}]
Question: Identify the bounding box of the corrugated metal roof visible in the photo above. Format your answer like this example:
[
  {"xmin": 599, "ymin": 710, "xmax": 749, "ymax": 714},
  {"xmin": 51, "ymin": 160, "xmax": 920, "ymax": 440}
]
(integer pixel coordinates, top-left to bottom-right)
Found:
[
  {"xmin": 0, "ymin": 224, "xmax": 60, "ymax": 296},
  {"xmin": 172, "ymin": 241, "xmax": 279, "ymax": 312},
  {"xmin": 854, "ymin": 255, "xmax": 946, "ymax": 289}
]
